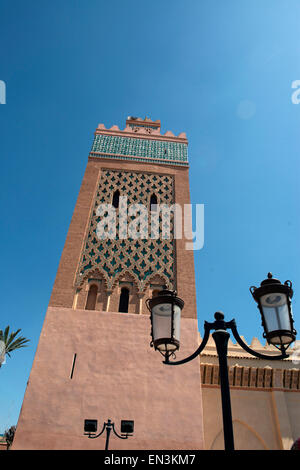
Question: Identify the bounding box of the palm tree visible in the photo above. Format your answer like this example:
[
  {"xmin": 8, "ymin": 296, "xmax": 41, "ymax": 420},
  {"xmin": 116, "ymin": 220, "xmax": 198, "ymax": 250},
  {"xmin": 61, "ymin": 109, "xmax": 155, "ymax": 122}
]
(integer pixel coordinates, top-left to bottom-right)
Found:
[
  {"xmin": 0, "ymin": 326, "xmax": 29, "ymax": 367},
  {"xmin": 4, "ymin": 425, "xmax": 16, "ymax": 450}
]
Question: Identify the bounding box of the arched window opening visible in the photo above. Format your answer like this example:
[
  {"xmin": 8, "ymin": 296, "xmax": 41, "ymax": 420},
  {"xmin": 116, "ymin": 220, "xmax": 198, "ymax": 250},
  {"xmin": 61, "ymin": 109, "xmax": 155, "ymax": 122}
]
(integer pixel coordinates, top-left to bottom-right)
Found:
[
  {"xmin": 150, "ymin": 194, "xmax": 158, "ymax": 212},
  {"xmin": 112, "ymin": 190, "xmax": 120, "ymax": 209},
  {"xmin": 85, "ymin": 284, "xmax": 98, "ymax": 310},
  {"xmin": 119, "ymin": 287, "xmax": 129, "ymax": 313}
]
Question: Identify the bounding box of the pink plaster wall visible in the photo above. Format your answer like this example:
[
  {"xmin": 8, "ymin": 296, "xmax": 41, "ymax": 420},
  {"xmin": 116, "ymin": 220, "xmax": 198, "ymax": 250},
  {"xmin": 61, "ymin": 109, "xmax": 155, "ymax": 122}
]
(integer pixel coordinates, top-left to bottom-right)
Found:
[{"xmin": 12, "ymin": 307, "xmax": 204, "ymax": 450}]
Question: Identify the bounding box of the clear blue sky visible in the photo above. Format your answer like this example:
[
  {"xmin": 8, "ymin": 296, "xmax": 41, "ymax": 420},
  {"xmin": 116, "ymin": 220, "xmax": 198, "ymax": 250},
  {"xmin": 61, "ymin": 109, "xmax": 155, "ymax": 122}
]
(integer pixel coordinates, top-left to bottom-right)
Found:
[{"xmin": 1, "ymin": 0, "xmax": 300, "ymax": 433}]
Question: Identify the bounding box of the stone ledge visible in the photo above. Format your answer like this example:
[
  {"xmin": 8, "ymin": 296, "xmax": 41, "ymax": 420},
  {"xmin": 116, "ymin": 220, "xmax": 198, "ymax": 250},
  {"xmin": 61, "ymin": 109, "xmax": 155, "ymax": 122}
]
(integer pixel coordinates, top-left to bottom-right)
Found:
[{"xmin": 200, "ymin": 363, "xmax": 300, "ymax": 390}]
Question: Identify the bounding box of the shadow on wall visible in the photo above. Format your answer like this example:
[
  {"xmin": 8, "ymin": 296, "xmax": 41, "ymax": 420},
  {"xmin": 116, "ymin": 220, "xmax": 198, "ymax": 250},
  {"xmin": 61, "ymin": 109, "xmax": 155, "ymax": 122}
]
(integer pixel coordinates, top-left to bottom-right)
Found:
[{"xmin": 210, "ymin": 420, "xmax": 268, "ymax": 450}]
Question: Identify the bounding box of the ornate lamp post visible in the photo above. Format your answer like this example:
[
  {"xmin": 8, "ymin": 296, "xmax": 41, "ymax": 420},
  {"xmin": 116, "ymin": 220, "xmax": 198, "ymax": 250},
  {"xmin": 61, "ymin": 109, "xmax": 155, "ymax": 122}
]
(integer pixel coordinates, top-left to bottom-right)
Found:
[
  {"xmin": 84, "ymin": 418, "xmax": 134, "ymax": 450},
  {"xmin": 146, "ymin": 274, "xmax": 296, "ymax": 451}
]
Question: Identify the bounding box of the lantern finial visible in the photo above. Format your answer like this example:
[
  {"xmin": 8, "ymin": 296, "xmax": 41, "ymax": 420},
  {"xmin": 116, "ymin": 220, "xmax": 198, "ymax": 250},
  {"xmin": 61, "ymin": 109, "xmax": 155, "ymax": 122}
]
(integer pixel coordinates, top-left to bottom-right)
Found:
[{"xmin": 214, "ymin": 311, "xmax": 225, "ymax": 321}]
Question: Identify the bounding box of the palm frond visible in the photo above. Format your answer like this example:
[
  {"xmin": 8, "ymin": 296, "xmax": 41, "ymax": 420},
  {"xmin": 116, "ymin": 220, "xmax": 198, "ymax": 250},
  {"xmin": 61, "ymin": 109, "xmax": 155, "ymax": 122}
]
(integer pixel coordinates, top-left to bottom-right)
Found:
[
  {"xmin": 6, "ymin": 338, "xmax": 29, "ymax": 353},
  {"xmin": 0, "ymin": 326, "xmax": 29, "ymax": 359},
  {"xmin": 4, "ymin": 326, "xmax": 10, "ymax": 344},
  {"xmin": 6, "ymin": 329, "xmax": 22, "ymax": 348}
]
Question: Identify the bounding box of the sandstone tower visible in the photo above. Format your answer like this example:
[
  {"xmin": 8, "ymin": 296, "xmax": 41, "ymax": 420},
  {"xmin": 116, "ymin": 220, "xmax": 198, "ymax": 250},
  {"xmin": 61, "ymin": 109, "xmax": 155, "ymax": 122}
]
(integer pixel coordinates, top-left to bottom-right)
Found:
[{"xmin": 12, "ymin": 117, "xmax": 204, "ymax": 450}]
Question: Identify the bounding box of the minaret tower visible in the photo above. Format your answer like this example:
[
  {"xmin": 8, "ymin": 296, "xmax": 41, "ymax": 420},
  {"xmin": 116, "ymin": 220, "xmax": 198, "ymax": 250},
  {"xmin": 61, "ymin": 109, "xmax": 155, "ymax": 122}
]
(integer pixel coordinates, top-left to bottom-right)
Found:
[{"xmin": 13, "ymin": 117, "xmax": 204, "ymax": 450}]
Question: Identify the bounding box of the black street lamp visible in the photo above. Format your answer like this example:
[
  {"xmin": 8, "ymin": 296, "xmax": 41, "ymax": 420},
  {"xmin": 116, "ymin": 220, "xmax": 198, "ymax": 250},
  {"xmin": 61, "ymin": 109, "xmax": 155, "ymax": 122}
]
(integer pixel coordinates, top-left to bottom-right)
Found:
[
  {"xmin": 146, "ymin": 274, "xmax": 297, "ymax": 451},
  {"xmin": 84, "ymin": 419, "xmax": 134, "ymax": 450}
]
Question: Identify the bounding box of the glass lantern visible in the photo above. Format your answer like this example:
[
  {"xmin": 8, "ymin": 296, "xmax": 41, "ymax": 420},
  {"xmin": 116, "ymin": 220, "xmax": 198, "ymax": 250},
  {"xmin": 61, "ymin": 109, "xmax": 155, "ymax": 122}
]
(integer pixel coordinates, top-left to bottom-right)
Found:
[
  {"xmin": 146, "ymin": 290, "xmax": 184, "ymax": 356},
  {"xmin": 250, "ymin": 273, "xmax": 296, "ymax": 350}
]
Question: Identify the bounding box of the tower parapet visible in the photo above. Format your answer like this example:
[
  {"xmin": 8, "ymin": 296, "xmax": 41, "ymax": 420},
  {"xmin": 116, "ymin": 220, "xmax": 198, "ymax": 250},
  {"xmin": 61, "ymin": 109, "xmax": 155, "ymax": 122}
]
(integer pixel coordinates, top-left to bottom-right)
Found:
[{"xmin": 90, "ymin": 116, "xmax": 188, "ymax": 166}]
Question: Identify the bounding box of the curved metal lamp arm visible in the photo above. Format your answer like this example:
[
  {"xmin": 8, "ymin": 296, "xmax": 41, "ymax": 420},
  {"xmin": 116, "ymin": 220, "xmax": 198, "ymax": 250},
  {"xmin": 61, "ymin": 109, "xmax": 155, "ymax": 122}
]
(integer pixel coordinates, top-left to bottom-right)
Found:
[
  {"xmin": 87, "ymin": 422, "xmax": 106, "ymax": 439},
  {"xmin": 164, "ymin": 314, "xmax": 289, "ymax": 365},
  {"xmin": 111, "ymin": 423, "xmax": 129, "ymax": 440},
  {"xmin": 164, "ymin": 321, "xmax": 211, "ymax": 365},
  {"xmin": 230, "ymin": 321, "xmax": 289, "ymax": 360}
]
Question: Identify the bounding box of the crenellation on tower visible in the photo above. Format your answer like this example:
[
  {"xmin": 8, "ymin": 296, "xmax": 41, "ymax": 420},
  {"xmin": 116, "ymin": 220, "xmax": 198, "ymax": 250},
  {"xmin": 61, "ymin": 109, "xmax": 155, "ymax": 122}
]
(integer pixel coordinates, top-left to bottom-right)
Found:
[{"xmin": 95, "ymin": 116, "xmax": 187, "ymax": 140}]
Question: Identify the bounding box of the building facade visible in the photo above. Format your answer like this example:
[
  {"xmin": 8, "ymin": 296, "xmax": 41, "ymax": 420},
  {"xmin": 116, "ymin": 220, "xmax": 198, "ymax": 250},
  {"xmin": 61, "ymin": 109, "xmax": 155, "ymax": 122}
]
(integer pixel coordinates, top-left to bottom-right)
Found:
[
  {"xmin": 200, "ymin": 336, "xmax": 300, "ymax": 450},
  {"xmin": 12, "ymin": 117, "xmax": 204, "ymax": 450},
  {"xmin": 12, "ymin": 116, "xmax": 299, "ymax": 450}
]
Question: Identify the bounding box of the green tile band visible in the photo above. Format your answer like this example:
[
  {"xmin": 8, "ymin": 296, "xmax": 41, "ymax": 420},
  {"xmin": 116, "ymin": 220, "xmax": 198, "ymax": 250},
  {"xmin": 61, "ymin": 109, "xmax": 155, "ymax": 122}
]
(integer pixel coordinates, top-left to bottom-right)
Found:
[{"xmin": 90, "ymin": 134, "xmax": 188, "ymax": 164}]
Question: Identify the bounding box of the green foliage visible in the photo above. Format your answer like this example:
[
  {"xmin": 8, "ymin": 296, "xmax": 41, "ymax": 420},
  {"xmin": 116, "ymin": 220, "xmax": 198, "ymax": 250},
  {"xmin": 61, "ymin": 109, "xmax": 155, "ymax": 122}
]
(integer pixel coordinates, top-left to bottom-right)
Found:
[
  {"xmin": 4, "ymin": 425, "xmax": 16, "ymax": 449},
  {"xmin": 0, "ymin": 326, "xmax": 29, "ymax": 360}
]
